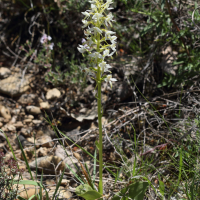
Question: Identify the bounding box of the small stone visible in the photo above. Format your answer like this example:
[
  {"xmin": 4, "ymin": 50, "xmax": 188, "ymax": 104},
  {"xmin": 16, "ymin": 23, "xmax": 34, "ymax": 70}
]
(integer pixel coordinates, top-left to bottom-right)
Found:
[
  {"xmin": 26, "ymin": 106, "xmax": 41, "ymax": 115},
  {"xmin": 37, "ymin": 147, "xmax": 49, "ymax": 157},
  {"xmin": 0, "ymin": 67, "xmax": 11, "ymax": 79},
  {"xmin": 11, "ymin": 108, "xmax": 21, "ymax": 115},
  {"xmin": 59, "ymin": 190, "xmax": 72, "ymax": 199},
  {"xmin": 18, "ymin": 94, "xmax": 37, "ymax": 104},
  {"xmin": 0, "ymin": 122, "xmax": 3, "ymax": 128},
  {"xmin": 21, "ymin": 127, "xmax": 32, "ymax": 137},
  {"xmin": 26, "ymin": 137, "xmax": 35, "ymax": 144},
  {"xmin": 27, "ymin": 115, "xmax": 34, "ymax": 119},
  {"xmin": 60, "ymin": 179, "xmax": 70, "ymax": 187},
  {"xmin": 32, "ymin": 119, "xmax": 42, "ymax": 125},
  {"xmin": 13, "ymin": 121, "xmax": 24, "ymax": 128},
  {"xmin": 46, "ymin": 88, "xmax": 61, "ymax": 100},
  {"xmin": 24, "ymin": 118, "xmax": 32, "ymax": 123},
  {"xmin": 0, "ymin": 105, "xmax": 11, "ymax": 120},
  {"xmin": 40, "ymin": 102, "xmax": 50, "ymax": 109},
  {"xmin": 2, "ymin": 124, "xmax": 16, "ymax": 132},
  {"xmin": 36, "ymin": 135, "xmax": 54, "ymax": 148}
]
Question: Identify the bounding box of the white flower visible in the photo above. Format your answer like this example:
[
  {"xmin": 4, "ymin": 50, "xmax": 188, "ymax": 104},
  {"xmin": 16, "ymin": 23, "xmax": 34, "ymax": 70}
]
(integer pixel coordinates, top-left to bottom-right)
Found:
[
  {"xmin": 89, "ymin": 0, "xmax": 96, "ymax": 3},
  {"xmin": 105, "ymin": 13, "xmax": 114, "ymax": 26},
  {"xmin": 99, "ymin": 61, "xmax": 112, "ymax": 73},
  {"xmin": 110, "ymin": 43, "xmax": 116, "ymax": 51},
  {"xmin": 82, "ymin": 38, "xmax": 90, "ymax": 49},
  {"xmin": 82, "ymin": 38, "xmax": 86, "ymax": 43},
  {"xmin": 77, "ymin": 45, "xmax": 87, "ymax": 53},
  {"xmin": 84, "ymin": 68, "xmax": 94, "ymax": 76},
  {"xmin": 92, "ymin": 13, "xmax": 104, "ymax": 22},
  {"xmin": 86, "ymin": 37, "xmax": 94, "ymax": 46},
  {"xmin": 82, "ymin": 20, "xmax": 90, "ymax": 28},
  {"xmin": 105, "ymin": 74, "xmax": 117, "ymax": 88},
  {"xmin": 84, "ymin": 29, "xmax": 92, "ymax": 36},
  {"xmin": 110, "ymin": 35, "xmax": 117, "ymax": 43},
  {"xmin": 47, "ymin": 36, "xmax": 52, "ymax": 41},
  {"xmin": 82, "ymin": 11, "xmax": 90, "ymax": 18},
  {"xmin": 89, "ymin": 52, "xmax": 103, "ymax": 61},
  {"xmin": 91, "ymin": 4, "xmax": 97, "ymax": 11},
  {"xmin": 77, "ymin": 0, "xmax": 117, "ymax": 81},
  {"xmin": 40, "ymin": 34, "xmax": 52, "ymax": 44},
  {"xmin": 49, "ymin": 43, "xmax": 54, "ymax": 50},
  {"xmin": 103, "ymin": 49, "xmax": 111, "ymax": 58},
  {"xmin": 91, "ymin": 27, "xmax": 103, "ymax": 34},
  {"xmin": 105, "ymin": 30, "xmax": 116, "ymax": 40},
  {"xmin": 103, "ymin": 0, "xmax": 114, "ymax": 10},
  {"xmin": 40, "ymin": 34, "xmax": 48, "ymax": 44}
]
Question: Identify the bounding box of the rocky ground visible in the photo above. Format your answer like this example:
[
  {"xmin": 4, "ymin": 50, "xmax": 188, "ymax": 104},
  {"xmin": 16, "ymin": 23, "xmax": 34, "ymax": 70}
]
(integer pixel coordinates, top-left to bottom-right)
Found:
[
  {"xmin": 1, "ymin": 50, "xmax": 199, "ymax": 199},
  {"xmin": 0, "ymin": 53, "xmax": 145, "ymax": 199}
]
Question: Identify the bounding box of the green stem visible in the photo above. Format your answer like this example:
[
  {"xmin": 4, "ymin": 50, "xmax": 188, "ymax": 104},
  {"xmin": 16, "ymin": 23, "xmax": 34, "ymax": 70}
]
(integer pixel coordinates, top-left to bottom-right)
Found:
[
  {"xmin": 97, "ymin": 79, "xmax": 103, "ymax": 195},
  {"xmin": 96, "ymin": 30, "xmax": 103, "ymax": 195}
]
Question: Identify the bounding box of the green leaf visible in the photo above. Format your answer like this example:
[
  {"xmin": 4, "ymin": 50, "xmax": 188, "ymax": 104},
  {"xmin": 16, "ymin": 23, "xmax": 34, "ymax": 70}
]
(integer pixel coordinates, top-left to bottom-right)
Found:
[
  {"xmin": 17, "ymin": 197, "xmax": 27, "ymax": 200},
  {"xmin": 17, "ymin": 180, "xmax": 43, "ymax": 187},
  {"xmin": 112, "ymin": 181, "xmax": 149, "ymax": 200},
  {"xmin": 95, "ymin": 140, "xmax": 100, "ymax": 150},
  {"xmin": 158, "ymin": 174, "xmax": 165, "ymax": 197},
  {"xmin": 76, "ymin": 184, "xmax": 103, "ymax": 200}
]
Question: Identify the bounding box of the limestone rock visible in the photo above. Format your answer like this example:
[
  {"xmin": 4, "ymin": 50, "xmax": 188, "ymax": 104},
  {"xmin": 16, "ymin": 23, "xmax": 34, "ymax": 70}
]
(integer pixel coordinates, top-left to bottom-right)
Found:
[
  {"xmin": 26, "ymin": 106, "xmax": 41, "ymax": 115},
  {"xmin": 13, "ymin": 121, "xmax": 24, "ymax": 128},
  {"xmin": 18, "ymin": 93, "xmax": 37, "ymax": 104},
  {"xmin": 36, "ymin": 135, "xmax": 54, "ymax": 148},
  {"xmin": 39, "ymin": 101, "xmax": 50, "ymax": 109},
  {"xmin": 32, "ymin": 119, "xmax": 42, "ymax": 125},
  {"xmin": 37, "ymin": 147, "xmax": 49, "ymax": 157},
  {"xmin": 2, "ymin": 124, "xmax": 16, "ymax": 132},
  {"xmin": 0, "ymin": 67, "xmax": 11, "ymax": 79},
  {"xmin": 29, "ymin": 156, "xmax": 65, "ymax": 174},
  {"xmin": 0, "ymin": 74, "xmax": 33, "ymax": 97},
  {"xmin": 46, "ymin": 88, "xmax": 61, "ymax": 100},
  {"xmin": 0, "ymin": 105, "xmax": 11, "ymax": 120}
]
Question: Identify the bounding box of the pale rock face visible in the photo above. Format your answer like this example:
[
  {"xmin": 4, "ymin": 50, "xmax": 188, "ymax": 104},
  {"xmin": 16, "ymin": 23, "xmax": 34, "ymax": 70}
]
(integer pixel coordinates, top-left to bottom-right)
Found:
[
  {"xmin": 46, "ymin": 88, "xmax": 61, "ymax": 100},
  {"xmin": 0, "ymin": 67, "xmax": 11, "ymax": 79},
  {"xmin": 0, "ymin": 74, "xmax": 33, "ymax": 97}
]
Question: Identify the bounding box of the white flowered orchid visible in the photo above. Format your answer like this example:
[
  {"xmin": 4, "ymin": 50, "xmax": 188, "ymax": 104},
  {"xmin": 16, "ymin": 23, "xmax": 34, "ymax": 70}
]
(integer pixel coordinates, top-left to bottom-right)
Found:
[
  {"xmin": 82, "ymin": 20, "xmax": 90, "ymax": 28},
  {"xmin": 105, "ymin": 13, "xmax": 114, "ymax": 26},
  {"xmin": 99, "ymin": 61, "xmax": 112, "ymax": 73},
  {"xmin": 103, "ymin": 0, "xmax": 114, "ymax": 10},
  {"xmin": 84, "ymin": 29, "xmax": 92, "ymax": 36},
  {"xmin": 103, "ymin": 49, "xmax": 111, "ymax": 58},
  {"xmin": 110, "ymin": 43, "xmax": 116, "ymax": 51},
  {"xmin": 77, "ymin": 0, "xmax": 117, "ymax": 86},
  {"xmin": 89, "ymin": 52, "xmax": 103, "ymax": 62},
  {"xmin": 105, "ymin": 74, "xmax": 117, "ymax": 88},
  {"xmin": 105, "ymin": 30, "xmax": 116, "ymax": 40},
  {"xmin": 92, "ymin": 13, "xmax": 104, "ymax": 22},
  {"xmin": 91, "ymin": 4, "xmax": 97, "ymax": 11},
  {"xmin": 77, "ymin": 44, "xmax": 87, "ymax": 53},
  {"xmin": 82, "ymin": 11, "xmax": 91, "ymax": 18},
  {"xmin": 77, "ymin": 0, "xmax": 117, "ymax": 195},
  {"xmin": 91, "ymin": 27, "xmax": 103, "ymax": 34},
  {"xmin": 110, "ymin": 35, "xmax": 117, "ymax": 43}
]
